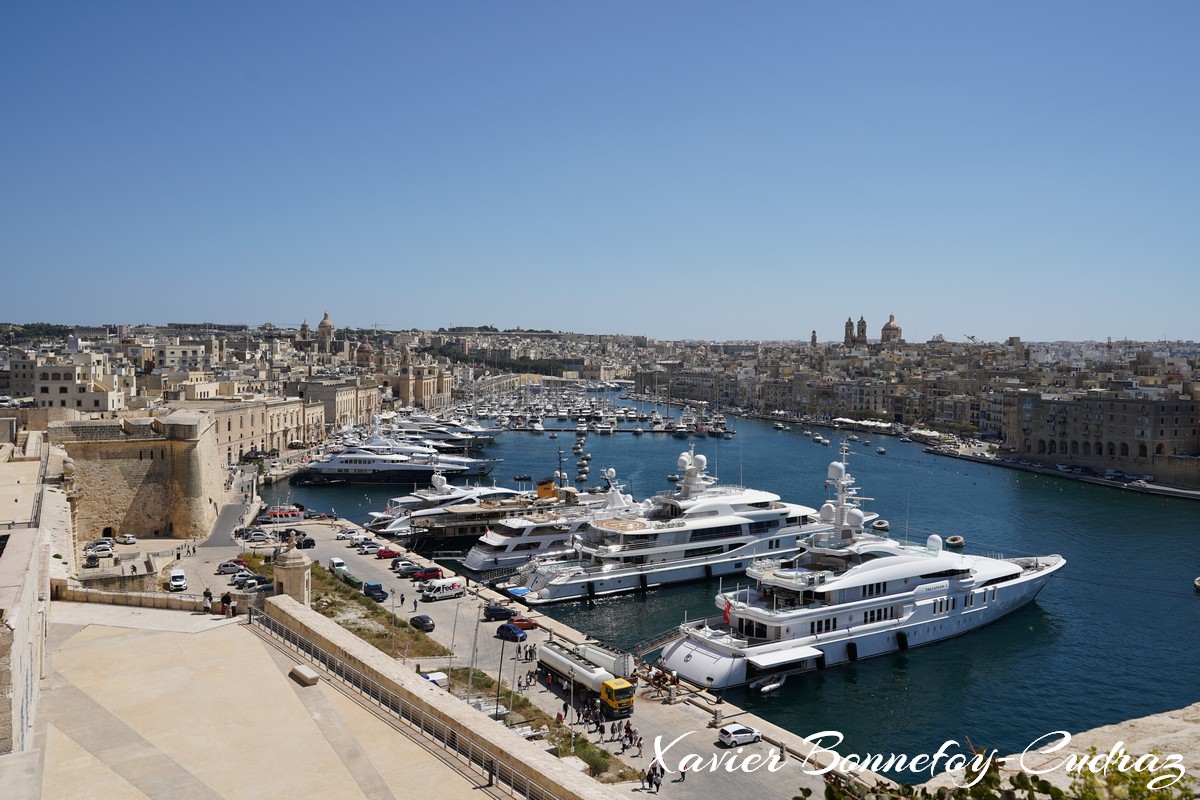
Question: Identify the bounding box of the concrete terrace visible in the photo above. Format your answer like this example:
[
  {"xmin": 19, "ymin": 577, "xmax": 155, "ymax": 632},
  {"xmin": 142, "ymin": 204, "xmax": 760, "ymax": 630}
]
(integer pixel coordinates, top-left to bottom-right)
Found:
[{"xmin": 8, "ymin": 602, "xmax": 500, "ymax": 800}]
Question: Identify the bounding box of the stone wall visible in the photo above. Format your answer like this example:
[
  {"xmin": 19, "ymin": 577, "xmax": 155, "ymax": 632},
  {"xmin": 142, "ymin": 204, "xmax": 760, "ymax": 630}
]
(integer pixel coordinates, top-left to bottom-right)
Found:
[
  {"xmin": 0, "ymin": 494, "xmax": 57, "ymax": 754},
  {"xmin": 49, "ymin": 411, "xmax": 228, "ymax": 540}
]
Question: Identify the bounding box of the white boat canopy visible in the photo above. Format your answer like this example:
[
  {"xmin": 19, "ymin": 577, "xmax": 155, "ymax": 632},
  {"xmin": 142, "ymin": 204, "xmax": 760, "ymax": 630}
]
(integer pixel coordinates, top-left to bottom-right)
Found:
[{"xmin": 748, "ymin": 646, "xmax": 824, "ymax": 669}]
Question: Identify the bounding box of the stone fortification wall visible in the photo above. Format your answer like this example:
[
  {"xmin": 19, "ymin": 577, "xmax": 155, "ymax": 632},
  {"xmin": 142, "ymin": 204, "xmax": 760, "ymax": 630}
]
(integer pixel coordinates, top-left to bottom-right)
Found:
[
  {"xmin": 49, "ymin": 412, "xmax": 227, "ymax": 540},
  {"xmin": 262, "ymin": 596, "xmax": 623, "ymax": 800},
  {"xmin": 0, "ymin": 491, "xmax": 61, "ymax": 755}
]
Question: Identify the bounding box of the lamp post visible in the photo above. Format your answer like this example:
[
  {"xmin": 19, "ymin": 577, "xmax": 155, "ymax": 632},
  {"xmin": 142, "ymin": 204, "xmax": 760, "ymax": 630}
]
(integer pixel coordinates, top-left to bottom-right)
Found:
[
  {"xmin": 391, "ymin": 585, "xmax": 397, "ymax": 658},
  {"xmin": 568, "ymin": 667, "xmax": 576, "ymax": 728},
  {"xmin": 495, "ymin": 636, "xmax": 507, "ymax": 720}
]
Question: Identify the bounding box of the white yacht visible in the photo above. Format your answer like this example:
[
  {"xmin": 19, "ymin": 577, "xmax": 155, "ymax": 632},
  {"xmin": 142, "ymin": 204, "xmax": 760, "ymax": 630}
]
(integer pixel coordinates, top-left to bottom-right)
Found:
[
  {"xmin": 364, "ymin": 474, "xmax": 524, "ymax": 533},
  {"xmin": 462, "ymin": 469, "xmax": 635, "ymax": 572},
  {"xmin": 290, "ymin": 446, "xmax": 497, "ymax": 485},
  {"xmin": 656, "ymin": 445, "xmax": 1066, "ymax": 689},
  {"xmin": 499, "ymin": 446, "xmax": 819, "ymax": 604}
]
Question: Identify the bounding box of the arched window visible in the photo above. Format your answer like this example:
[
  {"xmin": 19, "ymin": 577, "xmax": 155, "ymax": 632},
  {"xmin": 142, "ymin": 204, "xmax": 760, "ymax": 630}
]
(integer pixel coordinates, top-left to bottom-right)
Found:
[
  {"xmin": 1155, "ymin": 443, "xmax": 1165, "ymax": 455},
  {"xmin": 1138, "ymin": 443, "xmax": 1147, "ymax": 458},
  {"xmin": 1070, "ymin": 440, "xmax": 1079, "ymax": 455},
  {"xmin": 1081, "ymin": 442, "xmax": 1091, "ymax": 456},
  {"xmin": 1048, "ymin": 440, "xmax": 1057, "ymax": 454},
  {"xmin": 1119, "ymin": 443, "xmax": 1129, "ymax": 457}
]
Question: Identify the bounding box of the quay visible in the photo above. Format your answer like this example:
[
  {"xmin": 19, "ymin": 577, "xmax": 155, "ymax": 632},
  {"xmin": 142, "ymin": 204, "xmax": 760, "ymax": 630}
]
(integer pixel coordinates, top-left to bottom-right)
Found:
[{"xmin": 922, "ymin": 447, "xmax": 1200, "ymax": 502}]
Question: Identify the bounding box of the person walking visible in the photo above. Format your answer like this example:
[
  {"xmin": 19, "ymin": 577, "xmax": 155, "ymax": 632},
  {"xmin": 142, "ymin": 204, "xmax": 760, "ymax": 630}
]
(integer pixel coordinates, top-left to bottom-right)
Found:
[
  {"xmin": 639, "ymin": 769, "xmax": 646, "ymax": 790},
  {"xmin": 202, "ymin": 593, "xmax": 212, "ymax": 615},
  {"xmin": 652, "ymin": 770, "xmax": 662, "ymax": 794},
  {"xmin": 678, "ymin": 764, "xmax": 686, "ymax": 782},
  {"xmin": 399, "ymin": 593, "xmax": 405, "ymax": 607}
]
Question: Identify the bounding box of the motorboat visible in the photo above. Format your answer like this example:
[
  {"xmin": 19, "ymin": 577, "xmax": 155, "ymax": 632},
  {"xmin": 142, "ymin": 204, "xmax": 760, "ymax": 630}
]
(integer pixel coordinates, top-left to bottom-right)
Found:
[
  {"xmin": 656, "ymin": 444, "xmax": 1065, "ymax": 689},
  {"xmin": 499, "ymin": 445, "xmax": 821, "ymax": 605},
  {"xmin": 462, "ymin": 469, "xmax": 635, "ymax": 572},
  {"xmin": 364, "ymin": 475, "xmax": 524, "ymax": 534}
]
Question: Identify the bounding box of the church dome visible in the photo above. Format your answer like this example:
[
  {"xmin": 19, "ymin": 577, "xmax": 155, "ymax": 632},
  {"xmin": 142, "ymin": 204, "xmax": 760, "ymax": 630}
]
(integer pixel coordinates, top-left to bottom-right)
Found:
[
  {"xmin": 883, "ymin": 314, "xmax": 901, "ymax": 330},
  {"xmin": 357, "ymin": 342, "xmax": 374, "ymax": 352},
  {"xmin": 317, "ymin": 311, "xmax": 334, "ymax": 333}
]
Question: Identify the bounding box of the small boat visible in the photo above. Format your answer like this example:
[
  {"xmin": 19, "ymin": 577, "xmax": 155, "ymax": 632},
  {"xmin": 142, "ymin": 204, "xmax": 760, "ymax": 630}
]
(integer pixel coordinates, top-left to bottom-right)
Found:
[
  {"xmin": 749, "ymin": 674, "xmax": 787, "ymax": 693},
  {"xmin": 666, "ymin": 474, "xmax": 680, "ymax": 482},
  {"xmin": 877, "ymin": 447, "xmax": 887, "ymax": 455},
  {"xmin": 946, "ymin": 535, "xmax": 966, "ymax": 548},
  {"xmin": 549, "ymin": 433, "xmax": 558, "ymax": 439},
  {"xmin": 1194, "ymin": 577, "xmax": 1200, "ymax": 593},
  {"xmin": 871, "ymin": 519, "xmax": 890, "ymax": 533}
]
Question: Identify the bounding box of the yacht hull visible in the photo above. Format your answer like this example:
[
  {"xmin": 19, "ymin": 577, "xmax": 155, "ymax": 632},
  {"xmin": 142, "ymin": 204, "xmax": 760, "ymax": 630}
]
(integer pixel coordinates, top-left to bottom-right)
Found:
[{"xmin": 657, "ymin": 557, "xmax": 1064, "ymax": 689}]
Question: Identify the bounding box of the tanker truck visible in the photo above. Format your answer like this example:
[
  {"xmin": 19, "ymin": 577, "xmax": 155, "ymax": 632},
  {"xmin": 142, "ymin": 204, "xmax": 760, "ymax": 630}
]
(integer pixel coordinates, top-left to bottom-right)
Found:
[{"xmin": 538, "ymin": 640, "xmax": 635, "ymax": 718}]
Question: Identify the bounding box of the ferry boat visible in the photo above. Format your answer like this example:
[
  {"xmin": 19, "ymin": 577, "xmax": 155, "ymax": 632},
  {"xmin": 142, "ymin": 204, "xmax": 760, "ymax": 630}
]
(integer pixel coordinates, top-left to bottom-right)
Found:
[
  {"xmin": 498, "ymin": 446, "xmax": 821, "ymax": 605},
  {"xmin": 462, "ymin": 469, "xmax": 635, "ymax": 572},
  {"xmin": 655, "ymin": 444, "xmax": 1066, "ymax": 689}
]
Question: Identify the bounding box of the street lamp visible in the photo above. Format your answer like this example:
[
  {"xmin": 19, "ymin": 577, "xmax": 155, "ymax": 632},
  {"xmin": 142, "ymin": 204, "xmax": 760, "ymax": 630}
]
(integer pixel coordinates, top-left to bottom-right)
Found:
[
  {"xmin": 391, "ymin": 585, "xmax": 397, "ymax": 658},
  {"xmin": 495, "ymin": 636, "xmax": 507, "ymax": 720},
  {"xmin": 568, "ymin": 667, "xmax": 576, "ymax": 727}
]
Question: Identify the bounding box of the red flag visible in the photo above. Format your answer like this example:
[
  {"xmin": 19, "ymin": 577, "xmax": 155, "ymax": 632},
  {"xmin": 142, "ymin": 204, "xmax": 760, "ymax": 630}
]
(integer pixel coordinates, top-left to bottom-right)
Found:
[{"xmin": 723, "ymin": 599, "xmax": 732, "ymax": 624}]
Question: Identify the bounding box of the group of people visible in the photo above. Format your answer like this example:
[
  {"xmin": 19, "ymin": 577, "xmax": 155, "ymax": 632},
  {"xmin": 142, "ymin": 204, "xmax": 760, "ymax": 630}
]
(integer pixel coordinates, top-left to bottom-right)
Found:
[
  {"xmin": 641, "ymin": 761, "xmax": 671, "ymax": 793},
  {"xmin": 201, "ymin": 589, "xmax": 236, "ymax": 617}
]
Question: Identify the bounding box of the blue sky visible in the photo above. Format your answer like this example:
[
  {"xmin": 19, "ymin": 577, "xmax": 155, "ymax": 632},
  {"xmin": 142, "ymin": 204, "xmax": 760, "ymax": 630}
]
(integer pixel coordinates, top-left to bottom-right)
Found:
[{"xmin": 3, "ymin": 2, "xmax": 1197, "ymax": 343}]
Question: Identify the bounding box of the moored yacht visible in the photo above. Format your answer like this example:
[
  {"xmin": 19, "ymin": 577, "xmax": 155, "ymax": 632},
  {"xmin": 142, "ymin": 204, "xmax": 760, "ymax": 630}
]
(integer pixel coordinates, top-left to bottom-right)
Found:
[
  {"xmin": 499, "ymin": 446, "xmax": 820, "ymax": 604},
  {"xmin": 462, "ymin": 469, "xmax": 635, "ymax": 572},
  {"xmin": 655, "ymin": 444, "xmax": 1066, "ymax": 689}
]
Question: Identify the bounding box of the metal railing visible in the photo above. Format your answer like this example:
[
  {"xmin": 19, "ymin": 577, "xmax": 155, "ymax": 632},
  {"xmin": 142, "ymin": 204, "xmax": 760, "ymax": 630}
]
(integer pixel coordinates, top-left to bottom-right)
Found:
[{"xmin": 246, "ymin": 608, "xmax": 567, "ymax": 800}]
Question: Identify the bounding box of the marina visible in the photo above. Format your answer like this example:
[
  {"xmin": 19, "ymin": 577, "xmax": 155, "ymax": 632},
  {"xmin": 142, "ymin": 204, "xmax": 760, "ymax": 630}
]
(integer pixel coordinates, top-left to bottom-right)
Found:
[{"xmin": 262, "ymin": 395, "xmax": 1200, "ymax": 777}]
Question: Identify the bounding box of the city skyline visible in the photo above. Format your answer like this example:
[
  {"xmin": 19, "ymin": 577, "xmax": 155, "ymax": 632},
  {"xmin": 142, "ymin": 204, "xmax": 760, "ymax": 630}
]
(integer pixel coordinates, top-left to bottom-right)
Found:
[{"xmin": 3, "ymin": 3, "xmax": 1198, "ymax": 343}]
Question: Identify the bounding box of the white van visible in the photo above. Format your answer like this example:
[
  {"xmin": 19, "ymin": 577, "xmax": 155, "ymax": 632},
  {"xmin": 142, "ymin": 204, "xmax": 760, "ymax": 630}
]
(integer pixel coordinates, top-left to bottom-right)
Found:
[
  {"xmin": 168, "ymin": 569, "xmax": 188, "ymax": 592},
  {"xmin": 421, "ymin": 577, "xmax": 466, "ymax": 602}
]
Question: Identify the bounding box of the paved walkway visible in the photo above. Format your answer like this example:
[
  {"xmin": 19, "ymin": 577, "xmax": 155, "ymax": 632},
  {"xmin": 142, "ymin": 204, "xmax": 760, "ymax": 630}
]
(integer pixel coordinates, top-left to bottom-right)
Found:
[{"xmin": 14, "ymin": 603, "xmax": 497, "ymax": 800}]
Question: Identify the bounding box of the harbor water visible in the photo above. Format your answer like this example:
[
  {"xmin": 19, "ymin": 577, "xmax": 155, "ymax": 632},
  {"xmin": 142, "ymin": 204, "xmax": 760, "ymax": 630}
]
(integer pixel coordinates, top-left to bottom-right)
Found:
[{"xmin": 262, "ymin": 401, "xmax": 1200, "ymax": 773}]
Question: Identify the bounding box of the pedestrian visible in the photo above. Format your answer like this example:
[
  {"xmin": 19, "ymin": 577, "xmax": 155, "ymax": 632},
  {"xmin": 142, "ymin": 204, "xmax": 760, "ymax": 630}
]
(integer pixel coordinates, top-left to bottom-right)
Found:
[
  {"xmin": 610, "ymin": 721, "xmax": 617, "ymax": 741},
  {"xmin": 130, "ymin": 564, "xmax": 137, "ymax": 575},
  {"xmin": 679, "ymin": 764, "xmax": 686, "ymax": 782},
  {"xmin": 202, "ymin": 594, "xmax": 212, "ymax": 615},
  {"xmin": 412, "ymin": 599, "xmax": 418, "ymax": 612},
  {"xmin": 639, "ymin": 769, "xmax": 646, "ymax": 790},
  {"xmin": 653, "ymin": 771, "xmax": 661, "ymax": 793},
  {"xmin": 230, "ymin": 598, "xmax": 238, "ymax": 617},
  {"xmin": 562, "ymin": 700, "xmax": 568, "ymax": 718},
  {"xmin": 399, "ymin": 593, "xmax": 405, "ymax": 607},
  {"xmin": 636, "ymin": 736, "xmax": 643, "ymax": 757}
]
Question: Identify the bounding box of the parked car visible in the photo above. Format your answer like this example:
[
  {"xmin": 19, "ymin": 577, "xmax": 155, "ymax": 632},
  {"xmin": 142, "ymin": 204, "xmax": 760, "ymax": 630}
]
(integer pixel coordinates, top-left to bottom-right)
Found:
[
  {"xmin": 358, "ymin": 542, "xmax": 382, "ymax": 555},
  {"xmin": 228, "ymin": 570, "xmax": 255, "ymax": 585},
  {"xmin": 410, "ymin": 567, "xmax": 443, "ymax": 581},
  {"xmin": 168, "ymin": 569, "xmax": 188, "ymax": 592},
  {"xmin": 296, "ymin": 536, "xmax": 316, "ymax": 549},
  {"xmin": 483, "ymin": 604, "xmax": 518, "ymax": 622},
  {"xmin": 216, "ymin": 560, "xmax": 246, "ymax": 574},
  {"xmin": 234, "ymin": 573, "xmax": 268, "ymax": 589},
  {"xmin": 115, "ymin": 533, "xmax": 138, "ymax": 545},
  {"xmin": 508, "ymin": 616, "xmax": 537, "ymax": 630},
  {"xmin": 362, "ymin": 581, "xmax": 388, "ymax": 602},
  {"xmin": 84, "ymin": 554, "xmax": 102, "ymax": 568},
  {"xmin": 409, "ymin": 614, "xmax": 435, "ymax": 632},
  {"xmin": 88, "ymin": 546, "xmax": 115, "ymax": 558},
  {"xmin": 85, "ymin": 538, "xmax": 116, "ymax": 552},
  {"xmin": 390, "ymin": 557, "xmax": 417, "ymax": 570},
  {"xmin": 334, "ymin": 529, "xmax": 356, "ymax": 540},
  {"xmin": 496, "ymin": 623, "xmax": 528, "ymax": 642},
  {"xmin": 718, "ymin": 724, "xmax": 762, "ymax": 747},
  {"xmin": 246, "ymin": 531, "xmax": 272, "ymax": 543},
  {"xmin": 376, "ymin": 547, "xmax": 403, "ymax": 559},
  {"xmin": 394, "ymin": 564, "xmax": 424, "ymax": 578}
]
